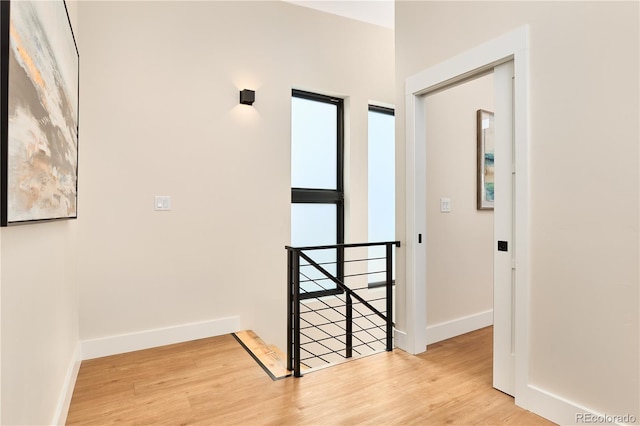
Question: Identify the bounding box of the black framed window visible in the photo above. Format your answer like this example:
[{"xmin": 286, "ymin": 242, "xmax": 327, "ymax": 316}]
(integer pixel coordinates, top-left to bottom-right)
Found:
[
  {"xmin": 291, "ymin": 89, "xmax": 344, "ymax": 298},
  {"xmin": 368, "ymin": 105, "xmax": 395, "ymax": 288}
]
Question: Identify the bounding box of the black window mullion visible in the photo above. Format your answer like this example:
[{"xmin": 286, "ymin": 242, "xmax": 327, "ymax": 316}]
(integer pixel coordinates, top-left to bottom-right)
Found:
[
  {"xmin": 368, "ymin": 104, "xmax": 395, "ymax": 116},
  {"xmin": 291, "ymin": 188, "xmax": 342, "ymax": 204}
]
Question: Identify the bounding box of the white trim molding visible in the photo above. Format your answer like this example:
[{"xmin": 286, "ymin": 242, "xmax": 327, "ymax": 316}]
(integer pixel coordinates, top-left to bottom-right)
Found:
[
  {"xmin": 81, "ymin": 316, "xmax": 242, "ymax": 360},
  {"xmin": 426, "ymin": 310, "xmax": 493, "ymax": 345},
  {"xmin": 52, "ymin": 342, "xmax": 82, "ymax": 426},
  {"xmin": 394, "ymin": 328, "xmax": 408, "ymax": 350},
  {"xmin": 402, "ymin": 86, "xmax": 428, "ymax": 355},
  {"xmin": 524, "ymin": 384, "xmax": 634, "ymax": 426}
]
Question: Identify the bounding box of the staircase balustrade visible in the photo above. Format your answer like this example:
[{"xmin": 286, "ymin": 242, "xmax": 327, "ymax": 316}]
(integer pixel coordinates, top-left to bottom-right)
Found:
[{"xmin": 285, "ymin": 241, "xmax": 400, "ymax": 377}]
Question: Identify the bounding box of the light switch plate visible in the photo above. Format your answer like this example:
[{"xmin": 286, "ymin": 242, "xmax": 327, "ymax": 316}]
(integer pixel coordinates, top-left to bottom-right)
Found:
[
  {"xmin": 154, "ymin": 196, "xmax": 171, "ymax": 211},
  {"xmin": 440, "ymin": 197, "xmax": 451, "ymax": 213}
]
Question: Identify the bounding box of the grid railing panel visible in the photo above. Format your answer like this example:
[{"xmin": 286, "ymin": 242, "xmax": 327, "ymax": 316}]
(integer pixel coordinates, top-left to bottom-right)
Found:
[{"xmin": 286, "ymin": 241, "xmax": 400, "ymax": 377}]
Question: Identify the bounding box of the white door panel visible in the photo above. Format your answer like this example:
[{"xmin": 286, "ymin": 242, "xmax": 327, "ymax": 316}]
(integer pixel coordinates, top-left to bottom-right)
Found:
[{"xmin": 493, "ymin": 60, "xmax": 515, "ymax": 396}]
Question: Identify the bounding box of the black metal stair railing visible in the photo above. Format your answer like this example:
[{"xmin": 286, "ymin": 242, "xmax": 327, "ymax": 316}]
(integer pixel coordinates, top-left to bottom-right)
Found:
[{"xmin": 285, "ymin": 241, "xmax": 400, "ymax": 377}]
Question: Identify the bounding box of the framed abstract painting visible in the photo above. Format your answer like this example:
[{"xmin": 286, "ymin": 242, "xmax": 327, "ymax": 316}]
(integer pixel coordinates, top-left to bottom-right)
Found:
[
  {"xmin": 0, "ymin": 0, "xmax": 79, "ymax": 226},
  {"xmin": 477, "ymin": 109, "xmax": 494, "ymax": 210}
]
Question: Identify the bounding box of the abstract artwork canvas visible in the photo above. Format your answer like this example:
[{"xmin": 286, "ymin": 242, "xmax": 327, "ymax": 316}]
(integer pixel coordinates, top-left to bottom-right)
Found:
[
  {"xmin": 0, "ymin": 0, "xmax": 78, "ymax": 226},
  {"xmin": 477, "ymin": 109, "xmax": 494, "ymax": 210}
]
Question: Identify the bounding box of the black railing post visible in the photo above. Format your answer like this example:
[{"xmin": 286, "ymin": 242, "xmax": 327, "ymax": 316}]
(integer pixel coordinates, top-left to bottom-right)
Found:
[
  {"xmin": 286, "ymin": 248, "xmax": 293, "ymax": 372},
  {"xmin": 386, "ymin": 243, "xmax": 393, "ymax": 351},
  {"xmin": 346, "ymin": 293, "xmax": 353, "ymax": 358},
  {"xmin": 292, "ymin": 249, "xmax": 302, "ymax": 377}
]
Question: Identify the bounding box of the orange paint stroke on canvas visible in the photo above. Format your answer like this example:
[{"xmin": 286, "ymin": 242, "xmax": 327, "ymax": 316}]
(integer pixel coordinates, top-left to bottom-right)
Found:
[{"xmin": 9, "ymin": 22, "xmax": 46, "ymax": 96}]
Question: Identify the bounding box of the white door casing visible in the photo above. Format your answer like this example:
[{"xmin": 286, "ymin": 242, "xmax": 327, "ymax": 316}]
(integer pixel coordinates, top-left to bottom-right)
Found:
[{"xmin": 401, "ymin": 25, "xmax": 529, "ymax": 405}]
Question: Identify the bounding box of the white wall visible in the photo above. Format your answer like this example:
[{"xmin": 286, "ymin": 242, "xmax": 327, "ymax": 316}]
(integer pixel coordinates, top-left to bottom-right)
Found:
[
  {"xmin": 395, "ymin": 1, "xmax": 639, "ymax": 422},
  {"xmin": 425, "ymin": 74, "xmax": 494, "ymax": 336},
  {"xmin": 1, "ymin": 5, "xmax": 81, "ymax": 426},
  {"xmin": 77, "ymin": 1, "xmax": 393, "ymax": 355},
  {"xmin": 1, "ymin": 224, "xmax": 80, "ymax": 425}
]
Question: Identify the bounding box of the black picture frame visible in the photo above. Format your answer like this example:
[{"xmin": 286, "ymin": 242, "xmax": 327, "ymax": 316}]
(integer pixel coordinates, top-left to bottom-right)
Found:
[{"xmin": 0, "ymin": 0, "xmax": 79, "ymax": 226}]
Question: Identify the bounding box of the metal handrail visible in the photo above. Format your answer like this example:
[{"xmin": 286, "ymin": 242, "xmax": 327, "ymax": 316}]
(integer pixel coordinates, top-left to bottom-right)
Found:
[{"xmin": 285, "ymin": 241, "xmax": 401, "ymax": 251}]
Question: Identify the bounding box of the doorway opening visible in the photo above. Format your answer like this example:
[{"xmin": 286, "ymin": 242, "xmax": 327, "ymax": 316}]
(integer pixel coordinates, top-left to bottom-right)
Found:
[{"xmin": 422, "ymin": 72, "xmax": 495, "ymax": 355}]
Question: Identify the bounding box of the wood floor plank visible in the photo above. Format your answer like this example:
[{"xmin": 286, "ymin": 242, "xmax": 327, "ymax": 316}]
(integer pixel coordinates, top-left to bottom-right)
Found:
[
  {"xmin": 67, "ymin": 328, "xmax": 555, "ymax": 425},
  {"xmin": 232, "ymin": 330, "xmax": 292, "ymax": 379}
]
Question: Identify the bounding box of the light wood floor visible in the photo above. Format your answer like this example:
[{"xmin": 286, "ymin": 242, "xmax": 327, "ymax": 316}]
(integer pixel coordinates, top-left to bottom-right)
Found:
[{"xmin": 66, "ymin": 326, "xmax": 555, "ymax": 425}]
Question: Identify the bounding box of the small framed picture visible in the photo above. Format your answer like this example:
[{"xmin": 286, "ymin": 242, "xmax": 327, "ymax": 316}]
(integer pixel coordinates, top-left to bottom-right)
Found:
[{"xmin": 477, "ymin": 109, "xmax": 494, "ymax": 210}]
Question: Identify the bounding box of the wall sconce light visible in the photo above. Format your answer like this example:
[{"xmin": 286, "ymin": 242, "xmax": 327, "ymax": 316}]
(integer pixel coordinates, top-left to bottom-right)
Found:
[{"xmin": 239, "ymin": 89, "xmax": 255, "ymax": 105}]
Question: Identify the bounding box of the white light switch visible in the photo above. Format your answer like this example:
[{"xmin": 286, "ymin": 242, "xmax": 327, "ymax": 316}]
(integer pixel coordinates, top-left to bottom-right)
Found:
[
  {"xmin": 154, "ymin": 196, "xmax": 171, "ymax": 211},
  {"xmin": 440, "ymin": 197, "xmax": 451, "ymax": 213}
]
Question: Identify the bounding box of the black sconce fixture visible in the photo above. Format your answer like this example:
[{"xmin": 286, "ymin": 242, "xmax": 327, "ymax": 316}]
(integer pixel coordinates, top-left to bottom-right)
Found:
[{"xmin": 239, "ymin": 89, "xmax": 255, "ymax": 105}]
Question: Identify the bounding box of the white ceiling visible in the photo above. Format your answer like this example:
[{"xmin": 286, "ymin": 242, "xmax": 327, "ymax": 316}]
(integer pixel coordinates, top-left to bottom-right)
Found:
[{"xmin": 284, "ymin": 1, "xmax": 394, "ymax": 29}]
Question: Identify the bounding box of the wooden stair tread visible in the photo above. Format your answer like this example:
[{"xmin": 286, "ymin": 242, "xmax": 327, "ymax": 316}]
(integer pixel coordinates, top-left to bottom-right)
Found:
[{"xmin": 232, "ymin": 330, "xmax": 292, "ymax": 380}]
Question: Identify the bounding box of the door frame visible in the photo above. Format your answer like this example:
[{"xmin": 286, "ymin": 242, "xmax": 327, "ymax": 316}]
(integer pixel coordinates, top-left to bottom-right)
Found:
[{"xmin": 401, "ymin": 25, "xmax": 530, "ymax": 404}]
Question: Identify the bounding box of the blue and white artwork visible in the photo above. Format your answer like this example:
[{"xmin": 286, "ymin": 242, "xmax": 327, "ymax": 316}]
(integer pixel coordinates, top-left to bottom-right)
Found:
[
  {"xmin": 478, "ymin": 110, "xmax": 494, "ymax": 210},
  {"xmin": 484, "ymin": 151, "xmax": 494, "ymax": 201},
  {"xmin": 2, "ymin": 0, "xmax": 78, "ymax": 225}
]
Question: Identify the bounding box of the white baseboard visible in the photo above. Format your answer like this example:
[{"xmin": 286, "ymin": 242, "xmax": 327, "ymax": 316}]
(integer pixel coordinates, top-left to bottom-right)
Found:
[
  {"xmin": 520, "ymin": 383, "xmax": 638, "ymax": 426},
  {"xmin": 81, "ymin": 316, "xmax": 242, "ymax": 360},
  {"xmin": 426, "ymin": 309, "xmax": 493, "ymax": 345},
  {"xmin": 394, "ymin": 328, "xmax": 408, "ymax": 351},
  {"xmin": 52, "ymin": 342, "xmax": 82, "ymax": 426}
]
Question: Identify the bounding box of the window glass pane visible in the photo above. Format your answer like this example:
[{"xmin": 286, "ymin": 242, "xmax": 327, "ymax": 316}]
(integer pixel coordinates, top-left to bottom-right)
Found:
[
  {"xmin": 291, "ymin": 97, "xmax": 337, "ymax": 189},
  {"xmin": 368, "ymin": 109, "xmax": 395, "ymax": 283},
  {"xmin": 291, "ymin": 203, "xmax": 336, "ymax": 247},
  {"xmin": 292, "ymin": 203, "xmax": 337, "ymax": 293}
]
